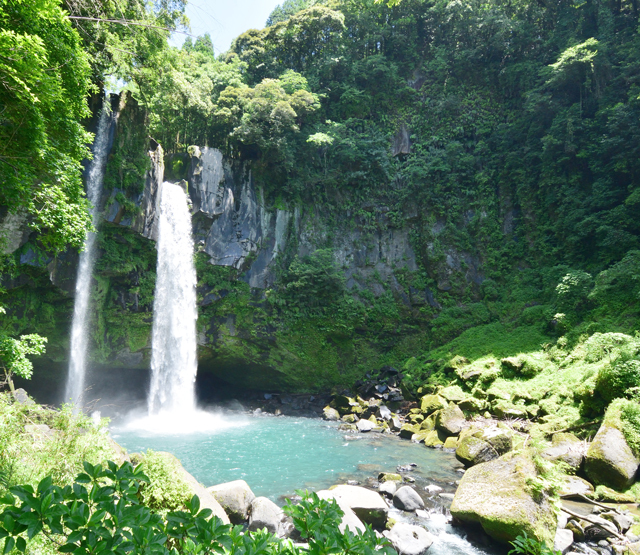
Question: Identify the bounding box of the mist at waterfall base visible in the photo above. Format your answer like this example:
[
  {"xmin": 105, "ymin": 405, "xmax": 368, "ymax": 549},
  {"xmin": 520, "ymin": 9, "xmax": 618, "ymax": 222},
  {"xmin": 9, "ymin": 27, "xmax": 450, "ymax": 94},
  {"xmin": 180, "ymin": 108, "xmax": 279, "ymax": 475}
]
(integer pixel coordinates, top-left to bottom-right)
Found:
[{"xmin": 112, "ymin": 413, "xmax": 498, "ymax": 555}]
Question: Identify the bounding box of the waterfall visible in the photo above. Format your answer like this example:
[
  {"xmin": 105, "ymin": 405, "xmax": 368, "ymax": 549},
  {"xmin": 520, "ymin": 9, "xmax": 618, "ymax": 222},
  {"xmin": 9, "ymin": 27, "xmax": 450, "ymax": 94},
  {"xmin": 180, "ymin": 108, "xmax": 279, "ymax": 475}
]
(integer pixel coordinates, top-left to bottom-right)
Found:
[
  {"xmin": 147, "ymin": 182, "xmax": 198, "ymax": 415},
  {"xmin": 65, "ymin": 103, "xmax": 114, "ymax": 407}
]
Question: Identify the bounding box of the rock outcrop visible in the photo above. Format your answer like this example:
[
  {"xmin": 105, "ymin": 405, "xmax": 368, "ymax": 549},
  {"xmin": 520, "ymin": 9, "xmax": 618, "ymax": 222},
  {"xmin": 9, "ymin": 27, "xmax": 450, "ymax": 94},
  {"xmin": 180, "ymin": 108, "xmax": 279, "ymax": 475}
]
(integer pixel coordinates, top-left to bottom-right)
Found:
[
  {"xmin": 450, "ymin": 452, "xmax": 558, "ymax": 545},
  {"xmin": 585, "ymin": 423, "xmax": 640, "ymax": 490},
  {"xmin": 384, "ymin": 523, "xmax": 433, "ymax": 555},
  {"xmin": 317, "ymin": 485, "xmax": 388, "ymax": 529},
  {"xmin": 208, "ymin": 480, "xmax": 255, "ymax": 524}
]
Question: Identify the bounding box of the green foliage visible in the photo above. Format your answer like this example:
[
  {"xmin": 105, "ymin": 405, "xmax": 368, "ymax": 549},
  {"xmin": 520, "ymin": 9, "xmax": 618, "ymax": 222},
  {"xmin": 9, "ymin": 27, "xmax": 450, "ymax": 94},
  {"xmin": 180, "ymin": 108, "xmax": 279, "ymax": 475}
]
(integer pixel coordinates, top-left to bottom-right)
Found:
[
  {"xmin": 0, "ymin": 0, "xmax": 93, "ymax": 252},
  {"xmin": 273, "ymin": 249, "xmax": 345, "ymax": 311},
  {"xmin": 0, "ymin": 393, "xmax": 119, "ymax": 489},
  {"xmin": 267, "ymin": 0, "xmax": 320, "ymax": 26},
  {"xmin": 606, "ymin": 399, "xmax": 640, "ymax": 458},
  {"xmin": 0, "ymin": 462, "xmax": 396, "ymax": 555},
  {"xmin": 284, "ymin": 491, "xmax": 395, "ymax": 555},
  {"xmin": 138, "ymin": 451, "xmax": 193, "ymax": 512},
  {"xmin": 508, "ymin": 532, "xmax": 560, "ymax": 555},
  {"xmin": 0, "ymin": 334, "xmax": 46, "ymax": 392}
]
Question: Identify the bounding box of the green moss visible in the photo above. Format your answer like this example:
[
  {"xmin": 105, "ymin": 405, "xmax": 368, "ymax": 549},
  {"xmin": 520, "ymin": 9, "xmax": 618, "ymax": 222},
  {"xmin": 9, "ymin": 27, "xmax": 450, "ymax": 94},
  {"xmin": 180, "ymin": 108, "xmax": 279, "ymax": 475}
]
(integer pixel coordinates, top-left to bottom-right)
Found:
[{"xmin": 139, "ymin": 450, "xmax": 193, "ymax": 512}]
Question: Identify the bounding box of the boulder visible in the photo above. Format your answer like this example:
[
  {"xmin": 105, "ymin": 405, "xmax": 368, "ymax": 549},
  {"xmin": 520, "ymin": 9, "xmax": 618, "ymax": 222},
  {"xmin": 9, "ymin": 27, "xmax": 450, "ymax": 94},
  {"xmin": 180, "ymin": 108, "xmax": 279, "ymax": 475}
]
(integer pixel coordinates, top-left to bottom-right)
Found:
[
  {"xmin": 357, "ymin": 419, "xmax": 376, "ymax": 432},
  {"xmin": 450, "ymin": 452, "xmax": 558, "ymax": 545},
  {"xmin": 601, "ymin": 511, "xmax": 634, "ymax": 534},
  {"xmin": 342, "ymin": 414, "xmax": 357, "ymax": 423},
  {"xmin": 379, "ymin": 481, "xmax": 397, "ymax": 497},
  {"xmin": 13, "ymin": 388, "xmax": 34, "ymax": 405},
  {"xmin": 585, "ymin": 423, "xmax": 640, "ymax": 490},
  {"xmin": 162, "ymin": 453, "xmax": 229, "ymax": 524},
  {"xmin": 400, "ymin": 423, "xmax": 421, "ymax": 439},
  {"xmin": 501, "ymin": 357, "xmax": 523, "ymax": 371},
  {"xmin": 423, "ymin": 429, "xmax": 445, "ymax": 448},
  {"xmin": 424, "ymin": 484, "xmax": 443, "ymax": 496},
  {"xmin": 393, "ymin": 486, "xmax": 425, "ymax": 512},
  {"xmin": 420, "ymin": 395, "xmax": 447, "ymax": 416},
  {"xmin": 208, "ymin": 480, "xmax": 255, "ymax": 524},
  {"xmin": 493, "ymin": 404, "xmax": 528, "ymax": 419},
  {"xmin": 439, "ymin": 386, "xmax": 466, "ymax": 403},
  {"xmin": 559, "ymin": 476, "xmax": 594, "ymax": 498},
  {"xmin": 459, "ymin": 397, "xmax": 488, "ymax": 413},
  {"xmin": 378, "ymin": 472, "xmax": 403, "ymax": 483},
  {"xmin": 323, "ymin": 406, "xmax": 340, "ymax": 421},
  {"xmin": 419, "ymin": 413, "xmax": 437, "ymax": 431},
  {"xmin": 455, "ymin": 436, "xmax": 499, "ymax": 467},
  {"xmin": 554, "ymin": 528, "xmax": 574, "ymax": 554},
  {"xmin": 384, "ymin": 523, "xmax": 434, "ymax": 555},
  {"xmin": 481, "ymin": 426, "xmax": 513, "ymax": 455},
  {"xmin": 390, "ymin": 417, "xmax": 403, "ymax": 431},
  {"xmin": 443, "ymin": 436, "xmax": 458, "ymax": 449},
  {"xmin": 542, "ymin": 433, "xmax": 585, "ymax": 472},
  {"xmin": 436, "ymin": 405, "xmax": 466, "ymax": 436},
  {"xmin": 318, "ymin": 485, "xmax": 388, "ymax": 529},
  {"xmin": 379, "ymin": 406, "xmax": 392, "ymax": 421},
  {"xmin": 591, "ymin": 485, "xmax": 635, "ymax": 503},
  {"xmin": 248, "ymin": 497, "xmax": 288, "ymax": 536}
]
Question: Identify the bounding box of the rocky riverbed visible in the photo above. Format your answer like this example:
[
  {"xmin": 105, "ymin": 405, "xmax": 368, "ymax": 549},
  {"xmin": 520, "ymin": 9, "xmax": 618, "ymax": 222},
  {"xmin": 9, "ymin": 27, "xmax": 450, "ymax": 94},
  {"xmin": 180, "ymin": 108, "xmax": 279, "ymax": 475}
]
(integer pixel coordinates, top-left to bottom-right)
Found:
[{"xmin": 213, "ymin": 370, "xmax": 640, "ymax": 555}]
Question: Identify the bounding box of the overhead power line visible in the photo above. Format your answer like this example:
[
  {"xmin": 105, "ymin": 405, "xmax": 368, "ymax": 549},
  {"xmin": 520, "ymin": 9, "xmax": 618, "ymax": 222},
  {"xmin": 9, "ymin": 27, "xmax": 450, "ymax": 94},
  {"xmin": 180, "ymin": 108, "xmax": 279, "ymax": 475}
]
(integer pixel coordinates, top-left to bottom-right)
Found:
[{"xmin": 68, "ymin": 16, "xmax": 197, "ymax": 37}]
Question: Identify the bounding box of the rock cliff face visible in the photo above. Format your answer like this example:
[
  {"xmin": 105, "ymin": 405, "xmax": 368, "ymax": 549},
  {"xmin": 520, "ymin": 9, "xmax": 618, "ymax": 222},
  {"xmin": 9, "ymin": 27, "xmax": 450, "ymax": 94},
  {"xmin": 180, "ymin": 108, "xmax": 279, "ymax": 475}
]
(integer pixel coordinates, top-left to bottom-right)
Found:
[{"xmin": 1, "ymin": 95, "xmax": 496, "ymax": 399}]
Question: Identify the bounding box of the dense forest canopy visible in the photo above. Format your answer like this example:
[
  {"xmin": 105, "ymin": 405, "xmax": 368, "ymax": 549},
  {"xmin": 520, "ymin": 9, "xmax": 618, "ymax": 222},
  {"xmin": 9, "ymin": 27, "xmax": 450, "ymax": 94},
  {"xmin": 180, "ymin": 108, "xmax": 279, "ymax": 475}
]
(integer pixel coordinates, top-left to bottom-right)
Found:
[{"xmin": 1, "ymin": 0, "xmax": 640, "ymax": 389}]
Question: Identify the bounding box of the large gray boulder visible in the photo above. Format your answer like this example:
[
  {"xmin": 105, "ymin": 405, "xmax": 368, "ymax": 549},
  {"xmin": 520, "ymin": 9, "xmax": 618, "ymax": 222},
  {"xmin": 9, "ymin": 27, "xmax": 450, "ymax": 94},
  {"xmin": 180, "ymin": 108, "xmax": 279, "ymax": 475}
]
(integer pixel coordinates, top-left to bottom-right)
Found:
[
  {"xmin": 554, "ymin": 529, "xmax": 574, "ymax": 554},
  {"xmin": 450, "ymin": 452, "xmax": 558, "ymax": 545},
  {"xmin": 317, "ymin": 485, "xmax": 388, "ymax": 529},
  {"xmin": 357, "ymin": 419, "xmax": 376, "ymax": 432},
  {"xmin": 384, "ymin": 523, "xmax": 434, "ymax": 555},
  {"xmin": 393, "ymin": 486, "xmax": 425, "ymax": 512},
  {"xmin": 248, "ymin": 497, "xmax": 289, "ymax": 536},
  {"xmin": 208, "ymin": 480, "xmax": 255, "ymax": 524},
  {"xmin": 436, "ymin": 405, "xmax": 466, "ymax": 436},
  {"xmin": 542, "ymin": 433, "xmax": 585, "ymax": 472},
  {"xmin": 585, "ymin": 424, "xmax": 640, "ymax": 490}
]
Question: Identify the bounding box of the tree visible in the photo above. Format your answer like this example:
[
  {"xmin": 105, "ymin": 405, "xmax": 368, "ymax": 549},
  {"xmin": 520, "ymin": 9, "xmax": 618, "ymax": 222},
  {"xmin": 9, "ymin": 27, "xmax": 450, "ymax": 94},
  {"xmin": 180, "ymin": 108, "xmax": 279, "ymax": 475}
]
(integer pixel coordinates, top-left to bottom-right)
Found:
[
  {"xmin": 0, "ymin": 0, "xmax": 94, "ymax": 252},
  {"xmin": 0, "ymin": 307, "xmax": 46, "ymax": 394}
]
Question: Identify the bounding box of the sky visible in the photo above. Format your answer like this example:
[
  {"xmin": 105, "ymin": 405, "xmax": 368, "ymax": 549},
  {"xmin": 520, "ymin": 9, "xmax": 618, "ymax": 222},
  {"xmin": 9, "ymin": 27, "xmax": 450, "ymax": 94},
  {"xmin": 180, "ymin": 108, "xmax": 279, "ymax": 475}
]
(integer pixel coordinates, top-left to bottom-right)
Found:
[{"xmin": 171, "ymin": 0, "xmax": 284, "ymax": 54}]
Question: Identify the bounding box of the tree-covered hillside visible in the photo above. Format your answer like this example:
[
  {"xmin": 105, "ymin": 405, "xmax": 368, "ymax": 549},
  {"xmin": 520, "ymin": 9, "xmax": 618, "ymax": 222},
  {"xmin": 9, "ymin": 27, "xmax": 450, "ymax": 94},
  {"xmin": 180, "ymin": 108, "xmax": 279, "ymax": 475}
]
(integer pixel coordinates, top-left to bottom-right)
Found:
[{"xmin": 1, "ymin": 0, "xmax": 639, "ymax": 398}]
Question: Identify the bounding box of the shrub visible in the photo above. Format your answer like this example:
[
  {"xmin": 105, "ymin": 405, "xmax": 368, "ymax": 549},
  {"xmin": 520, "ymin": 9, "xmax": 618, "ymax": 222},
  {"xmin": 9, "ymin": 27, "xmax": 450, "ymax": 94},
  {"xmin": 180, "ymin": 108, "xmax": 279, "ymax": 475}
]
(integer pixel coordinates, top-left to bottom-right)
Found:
[
  {"xmin": 0, "ymin": 461, "xmax": 396, "ymax": 555},
  {"xmin": 596, "ymin": 359, "xmax": 640, "ymax": 405}
]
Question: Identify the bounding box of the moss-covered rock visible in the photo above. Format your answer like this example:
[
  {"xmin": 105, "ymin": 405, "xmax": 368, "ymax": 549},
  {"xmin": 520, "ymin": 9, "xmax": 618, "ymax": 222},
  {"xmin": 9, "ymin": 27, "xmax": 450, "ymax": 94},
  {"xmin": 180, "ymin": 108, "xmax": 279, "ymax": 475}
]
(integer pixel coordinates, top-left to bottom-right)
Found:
[
  {"xmin": 399, "ymin": 423, "xmax": 421, "ymax": 439},
  {"xmin": 542, "ymin": 432, "xmax": 585, "ymax": 472},
  {"xmin": 423, "ymin": 429, "xmax": 446, "ymax": 448},
  {"xmin": 585, "ymin": 423, "xmax": 640, "ymax": 490},
  {"xmin": 436, "ymin": 404, "xmax": 466, "ymax": 436},
  {"xmin": 459, "ymin": 397, "xmax": 488, "ymax": 413},
  {"xmin": 455, "ymin": 435, "xmax": 499, "ymax": 467},
  {"xmin": 450, "ymin": 452, "xmax": 558, "ymax": 545},
  {"xmin": 420, "ymin": 394, "xmax": 447, "ymax": 415},
  {"xmin": 439, "ymin": 385, "xmax": 466, "ymax": 403}
]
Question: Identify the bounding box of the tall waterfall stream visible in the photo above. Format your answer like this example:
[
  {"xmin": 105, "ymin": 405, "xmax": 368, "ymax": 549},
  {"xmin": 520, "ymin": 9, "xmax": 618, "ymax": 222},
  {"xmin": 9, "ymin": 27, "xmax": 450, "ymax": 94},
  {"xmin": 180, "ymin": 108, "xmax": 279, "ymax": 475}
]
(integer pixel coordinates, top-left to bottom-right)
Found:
[
  {"xmin": 148, "ymin": 181, "xmax": 198, "ymax": 415},
  {"xmin": 65, "ymin": 103, "xmax": 114, "ymax": 407}
]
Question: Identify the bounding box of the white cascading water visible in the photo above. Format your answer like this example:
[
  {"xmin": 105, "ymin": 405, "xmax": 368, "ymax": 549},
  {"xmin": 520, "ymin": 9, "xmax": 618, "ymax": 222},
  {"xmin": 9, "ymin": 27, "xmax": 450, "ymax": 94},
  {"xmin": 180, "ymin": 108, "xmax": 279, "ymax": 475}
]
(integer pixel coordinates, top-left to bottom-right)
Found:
[
  {"xmin": 147, "ymin": 182, "xmax": 198, "ymax": 415},
  {"xmin": 65, "ymin": 103, "xmax": 113, "ymax": 407}
]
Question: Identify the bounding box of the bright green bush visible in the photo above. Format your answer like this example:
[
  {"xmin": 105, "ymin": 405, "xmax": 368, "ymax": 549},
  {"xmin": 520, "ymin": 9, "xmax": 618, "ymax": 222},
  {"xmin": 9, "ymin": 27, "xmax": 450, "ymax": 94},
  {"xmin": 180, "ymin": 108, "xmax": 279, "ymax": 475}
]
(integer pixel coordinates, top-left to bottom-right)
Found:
[
  {"xmin": 0, "ymin": 461, "xmax": 397, "ymax": 555},
  {"xmin": 596, "ymin": 359, "xmax": 640, "ymax": 405}
]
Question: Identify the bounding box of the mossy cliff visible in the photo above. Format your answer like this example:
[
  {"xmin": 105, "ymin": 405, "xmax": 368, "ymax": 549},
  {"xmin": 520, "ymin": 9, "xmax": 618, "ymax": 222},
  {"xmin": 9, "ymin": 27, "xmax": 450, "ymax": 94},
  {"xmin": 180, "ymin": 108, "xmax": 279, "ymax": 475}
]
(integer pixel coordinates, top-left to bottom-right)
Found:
[{"xmin": 2, "ymin": 88, "xmax": 640, "ymax": 399}]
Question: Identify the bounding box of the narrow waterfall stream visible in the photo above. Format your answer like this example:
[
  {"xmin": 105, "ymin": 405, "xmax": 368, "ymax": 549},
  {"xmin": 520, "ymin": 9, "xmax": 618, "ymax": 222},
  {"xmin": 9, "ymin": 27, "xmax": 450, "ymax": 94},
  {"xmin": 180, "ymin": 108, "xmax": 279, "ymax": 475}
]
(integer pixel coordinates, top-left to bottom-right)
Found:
[
  {"xmin": 147, "ymin": 182, "xmax": 198, "ymax": 415},
  {"xmin": 65, "ymin": 103, "xmax": 114, "ymax": 407}
]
